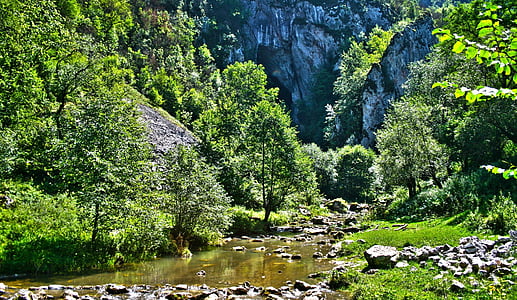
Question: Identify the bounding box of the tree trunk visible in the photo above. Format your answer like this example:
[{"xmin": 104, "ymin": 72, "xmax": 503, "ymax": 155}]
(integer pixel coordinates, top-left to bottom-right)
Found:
[
  {"xmin": 91, "ymin": 202, "xmax": 100, "ymax": 244},
  {"xmin": 408, "ymin": 177, "xmax": 417, "ymax": 198},
  {"xmin": 263, "ymin": 208, "xmax": 271, "ymax": 223}
]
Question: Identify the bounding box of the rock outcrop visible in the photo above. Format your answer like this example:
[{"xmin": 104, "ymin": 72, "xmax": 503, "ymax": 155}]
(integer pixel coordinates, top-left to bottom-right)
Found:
[
  {"xmin": 362, "ymin": 235, "xmax": 517, "ymax": 279},
  {"xmin": 236, "ymin": 0, "xmax": 395, "ymax": 123},
  {"xmin": 229, "ymin": 0, "xmax": 438, "ymax": 146},
  {"xmin": 360, "ymin": 16, "xmax": 436, "ymax": 147},
  {"xmin": 364, "ymin": 245, "xmax": 399, "ymax": 268}
]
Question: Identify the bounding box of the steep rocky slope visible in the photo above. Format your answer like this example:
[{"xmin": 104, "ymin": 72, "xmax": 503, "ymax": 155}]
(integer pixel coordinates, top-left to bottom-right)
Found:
[
  {"xmin": 138, "ymin": 104, "xmax": 197, "ymax": 155},
  {"xmin": 235, "ymin": 0, "xmax": 394, "ymax": 123},
  {"xmin": 361, "ymin": 16, "xmax": 436, "ymax": 147}
]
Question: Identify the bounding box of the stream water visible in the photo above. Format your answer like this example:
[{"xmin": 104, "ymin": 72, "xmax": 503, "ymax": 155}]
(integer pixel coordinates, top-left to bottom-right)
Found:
[{"xmin": 3, "ymin": 234, "xmax": 339, "ymax": 289}]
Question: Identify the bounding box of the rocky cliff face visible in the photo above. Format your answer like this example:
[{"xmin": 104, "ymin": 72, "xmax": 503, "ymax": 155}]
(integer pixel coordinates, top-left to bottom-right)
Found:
[
  {"xmin": 235, "ymin": 0, "xmax": 394, "ymax": 123},
  {"xmin": 230, "ymin": 0, "xmax": 436, "ymax": 146},
  {"xmin": 360, "ymin": 16, "xmax": 436, "ymax": 148}
]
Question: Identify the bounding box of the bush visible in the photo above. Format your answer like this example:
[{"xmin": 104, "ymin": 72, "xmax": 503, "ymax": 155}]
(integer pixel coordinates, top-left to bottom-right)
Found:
[
  {"xmin": 384, "ymin": 172, "xmax": 495, "ymax": 220},
  {"xmin": 228, "ymin": 207, "xmax": 293, "ymax": 235},
  {"xmin": 463, "ymin": 194, "xmax": 517, "ymax": 235},
  {"xmin": 0, "ymin": 180, "xmax": 113, "ymax": 274},
  {"xmin": 335, "ymin": 145, "xmax": 376, "ymax": 203}
]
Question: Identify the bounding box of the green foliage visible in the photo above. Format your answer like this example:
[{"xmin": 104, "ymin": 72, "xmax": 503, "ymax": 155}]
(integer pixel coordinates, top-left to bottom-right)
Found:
[
  {"xmin": 243, "ymin": 100, "xmax": 316, "ymax": 222},
  {"xmin": 349, "ymin": 220, "xmax": 472, "ymax": 250},
  {"xmin": 463, "ymin": 194, "xmax": 517, "ymax": 235},
  {"xmin": 328, "ymin": 268, "xmax": 361, "ymax": 290},
  {"xmin": 302, "ymin": 143, "xmax": 339, "ymax": 198},
  {"xmin": 302, "ymin": 144, "xmax": 375, "ymax": 201},
  {"xmin": 0, "ymin": 180, "xmax": 105, "ymax": 274},
  {"xmin": 374, "ymin": 100, "xmax": 449, "ymax": 198},
  {"xmin": 339, "ymin": 267, "xmax": 462, "ymax": 299},
  {"xmin": 228, "ymin": 207, "xmax": 292, "ymax": 235},
  {"xmin": 335, "ymin": 145, "xmax": 376, "ymax": 202},
  {"xmin": 326, "ymin": 27, "xmax": 394, "ymax": 146},
  {"xmin": 194, "ymin": 61, "xmax": 318, "ymax": 219},
  {"xmin": 330, "ymin": 218, "xmax": 517, "ymax": 299},
  {"xmin": 433, "ymin": 2, "xmax": 517, "ymax": 103},
  {"xmin": 55, "ymin": 89, "xmax": 153, "ymax": 244},
  {"xmin": 432, "ymin": 0, "xmax": 517, "ymax": 179},
  {"xmin": 159, "ymin": 146, "xmax": 231, "ymax": 251}
]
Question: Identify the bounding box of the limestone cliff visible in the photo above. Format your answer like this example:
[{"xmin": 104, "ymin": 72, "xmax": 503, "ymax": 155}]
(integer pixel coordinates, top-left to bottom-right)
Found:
[
  {"xmin": 235, "ymin": 0, "xmax": 394, "ymax": 123},
  {"xmin": 360, "ymin": 16, "xmax": 436, "ymax": 148},
  {"xmin": 226, "ymin": 0, "xmax": 437, "ymax": 146}
]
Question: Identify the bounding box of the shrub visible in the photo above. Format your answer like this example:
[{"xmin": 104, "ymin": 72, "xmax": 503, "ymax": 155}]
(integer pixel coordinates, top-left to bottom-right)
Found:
[
  {"xmin": 480, "ymin": 194, "xmax": 517, "ymax": 235},
  {"xmin": 0, "ymin": 180, "xmax": 108, "ymax": 274},
  {"xmin": 228, "ymin": 207, "xmax": 294, "ymax": 235}
]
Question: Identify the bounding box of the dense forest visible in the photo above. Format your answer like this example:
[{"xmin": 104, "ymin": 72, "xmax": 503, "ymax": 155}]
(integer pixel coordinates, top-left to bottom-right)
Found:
[{"xmin": 0, "ymin": 0, "xmax": 515, "ymax": 284}]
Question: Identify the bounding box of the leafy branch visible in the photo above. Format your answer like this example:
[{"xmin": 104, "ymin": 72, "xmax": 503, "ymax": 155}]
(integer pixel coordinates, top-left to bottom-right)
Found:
[
  {"xmin": 432, "ymin": 2, "xmax": 517, "ymax": 179},
  {"xmin": 432, "ymin": 2, "xmax": 517, "ymax": 104}
]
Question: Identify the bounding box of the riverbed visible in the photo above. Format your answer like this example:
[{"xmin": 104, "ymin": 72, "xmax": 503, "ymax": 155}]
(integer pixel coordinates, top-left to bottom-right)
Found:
[{"xmin": 2, "ymin": 234, "xmax": 339, "ymax": 289}]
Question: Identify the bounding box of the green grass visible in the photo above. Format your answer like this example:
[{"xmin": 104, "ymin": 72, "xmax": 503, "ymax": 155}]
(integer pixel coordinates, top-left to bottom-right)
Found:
[
  {"xmin": 329, "ymin": 265, "xmax": 517, "ymax": 299},
  {"xmin": 350, "ymin": 217, "xmax": 474, "ymax": 249},
  {"xmin": 330, "ymin": 216, "xmax": 517, "ymax": 299}
]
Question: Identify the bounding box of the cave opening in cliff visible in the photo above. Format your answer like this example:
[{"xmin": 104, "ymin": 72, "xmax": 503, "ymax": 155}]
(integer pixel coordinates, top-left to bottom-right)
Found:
[{"xmin": 256, "ymin": 46, "xmax": 293, "ymax": 109}]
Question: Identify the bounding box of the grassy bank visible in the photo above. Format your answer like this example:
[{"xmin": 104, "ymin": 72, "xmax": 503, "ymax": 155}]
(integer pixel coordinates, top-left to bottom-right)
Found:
[{"xmin": 329, "ymin": 218, "xmax": 517, "ymax": 299}]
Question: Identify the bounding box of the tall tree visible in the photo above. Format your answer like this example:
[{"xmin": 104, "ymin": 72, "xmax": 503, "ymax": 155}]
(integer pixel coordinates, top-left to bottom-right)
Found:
[
  {"xmin": 244, "ymin": 100, "xmax": 316, "ymax": 222},
  {"xmin": 374, "ymin": 100, "xmax": 448, "ymax": 198},
  {"xmin": 56, "ymin": 88, "xmax": 152, "ymax": 244},
  {"xmin": 159, "ymin": 146, "xmax": 231, "ymax": 254}
]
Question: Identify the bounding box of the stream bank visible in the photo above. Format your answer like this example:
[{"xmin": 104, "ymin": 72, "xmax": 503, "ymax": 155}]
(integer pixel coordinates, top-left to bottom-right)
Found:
[{"xmin": 0, "ymin": 203, "xmax": 368, "ymax": 300}]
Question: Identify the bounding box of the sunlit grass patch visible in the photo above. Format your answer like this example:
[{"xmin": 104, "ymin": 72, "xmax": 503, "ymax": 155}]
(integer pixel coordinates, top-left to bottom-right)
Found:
[{"xmin": 356, "ymin": 217, "xmax": 476, "ymax": 247}]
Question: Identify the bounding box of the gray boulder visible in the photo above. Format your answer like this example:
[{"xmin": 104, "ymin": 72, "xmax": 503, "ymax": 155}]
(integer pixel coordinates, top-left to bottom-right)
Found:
[{"xmin": 364, "ymin": 245, "xmax": 399, "ymax": 268}]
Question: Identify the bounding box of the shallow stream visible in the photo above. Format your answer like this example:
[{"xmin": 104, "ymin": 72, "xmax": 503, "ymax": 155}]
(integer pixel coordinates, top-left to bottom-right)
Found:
[{"xmin": 3, "ymin": 234, "xmax": 338, "ymax": 289}]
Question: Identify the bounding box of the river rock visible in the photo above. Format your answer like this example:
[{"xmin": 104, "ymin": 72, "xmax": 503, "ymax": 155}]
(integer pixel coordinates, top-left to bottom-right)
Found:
[
  {"xmin": 166, "ymin": 292, "xmax": 192, "ymax": 300},
  {"xmin": 193, "ymin": 292, "xmax": 218, "ymax": 300},
  {"xmin": 106, "ymin": 285, "xmax": 128, "ymax": 295},
  {"xmin": 175, "ymin": 285, "xmax": 189, "ymax": 291},
  {"xmin": 265, "ymin": 295, "xmax": 283, "ymax": 300},
  {"xmin": 325, "ymin": 199, "xmax": 347, "ymax": 213},
  {"xmin": 273, "ymin": 248, "xmax": 286, "ymax": 254},
  {"xmin": 228, "ymin": 286, "xmax": 248, "ymax": 295},
  {"xmin": 263, "ymin": 287, "xmax": 282, "ymax": 296},
  {"xmin": 63, "ymin": 289, "xmax": 80, "ymax": 299},
  {"xmin": 364, "ymin": 245, "xmax": 399, "ymax": 269},
  {"xmin": 304, "ymin": 228, "xmax": 328, "ymax": 235},
  {"xmin": 293, "ymin": 281, "xmax": 316, "ymax": 292},
  {"xmin": 450, "ymin": 280, "xmax": 465, "ymax": 292},
  {"xmin": 311, "ymin": 216, "xmax": 326, "ymax": 225},
  {"xmin": 331, "ymin": 231, "xmax": 345, "ymax": 240},
  {"xmin": 232, "ymin": 246, "xmax": 246, "ymax": 251},
  {"xmin": 342, "ymin": 227, "xmax": 360, "ymax": 234}
]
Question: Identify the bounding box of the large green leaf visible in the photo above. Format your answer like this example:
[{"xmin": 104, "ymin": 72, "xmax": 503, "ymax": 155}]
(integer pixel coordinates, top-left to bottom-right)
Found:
[{"xmin": 452, "ymin": 41, "xmax": 466, "ymax": 53}]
